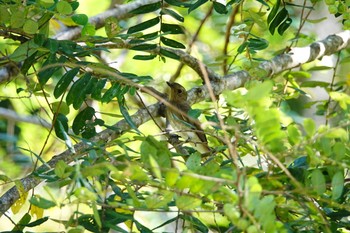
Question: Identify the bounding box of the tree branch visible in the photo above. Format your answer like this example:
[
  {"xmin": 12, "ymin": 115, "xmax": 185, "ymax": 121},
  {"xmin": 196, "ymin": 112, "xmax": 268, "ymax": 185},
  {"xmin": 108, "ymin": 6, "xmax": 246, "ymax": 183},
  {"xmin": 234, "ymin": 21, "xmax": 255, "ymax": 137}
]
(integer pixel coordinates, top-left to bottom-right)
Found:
[
  {"xmin": 1, "ymin": 31, "xmax": 349, "ymax": 217},
  {"xmin": 0, "ymin": 107, "xmax": 51, "ymax": 129}
]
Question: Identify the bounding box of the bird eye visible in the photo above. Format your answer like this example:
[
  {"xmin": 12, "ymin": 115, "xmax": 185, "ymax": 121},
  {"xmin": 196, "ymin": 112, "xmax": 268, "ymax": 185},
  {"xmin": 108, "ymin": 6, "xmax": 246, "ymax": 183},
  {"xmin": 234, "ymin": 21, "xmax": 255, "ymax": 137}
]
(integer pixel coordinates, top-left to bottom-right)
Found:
[{"xmin": 177, "ymin": 89, "xmax": 182, "ymax": 94}]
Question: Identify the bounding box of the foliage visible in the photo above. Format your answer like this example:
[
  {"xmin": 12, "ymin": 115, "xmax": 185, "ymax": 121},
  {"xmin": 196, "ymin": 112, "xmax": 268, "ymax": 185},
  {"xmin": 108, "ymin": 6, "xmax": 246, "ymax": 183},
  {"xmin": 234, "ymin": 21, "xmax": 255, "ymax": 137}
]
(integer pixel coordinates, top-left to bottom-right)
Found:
[{"xmin": 0, "ymin": 0, "xmax": 350, "ymax": 232}]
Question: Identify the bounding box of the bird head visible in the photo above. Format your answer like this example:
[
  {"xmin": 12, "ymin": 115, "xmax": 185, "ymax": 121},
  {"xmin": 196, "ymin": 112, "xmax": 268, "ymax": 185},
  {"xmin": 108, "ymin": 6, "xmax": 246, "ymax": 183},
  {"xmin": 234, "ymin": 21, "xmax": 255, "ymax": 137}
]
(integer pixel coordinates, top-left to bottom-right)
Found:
[{"xmin": 167, "ymin": 82, "xmax": 188, "ymax": 102}]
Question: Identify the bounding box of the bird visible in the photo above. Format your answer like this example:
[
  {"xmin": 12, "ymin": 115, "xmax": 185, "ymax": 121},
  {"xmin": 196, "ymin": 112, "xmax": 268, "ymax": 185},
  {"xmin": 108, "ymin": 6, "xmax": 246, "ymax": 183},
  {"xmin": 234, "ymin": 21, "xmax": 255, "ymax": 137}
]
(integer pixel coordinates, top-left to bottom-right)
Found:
[{"xmin": 166, "ymin": 81, "xmax": 210, "ymax": 154}]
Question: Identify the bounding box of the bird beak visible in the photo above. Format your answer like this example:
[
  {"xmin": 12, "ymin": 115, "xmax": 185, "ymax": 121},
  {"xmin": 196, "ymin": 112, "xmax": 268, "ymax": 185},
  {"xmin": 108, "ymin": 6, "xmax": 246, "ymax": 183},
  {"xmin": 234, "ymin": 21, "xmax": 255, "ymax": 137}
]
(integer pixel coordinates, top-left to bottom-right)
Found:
[{"xmin": 166, "ymin": 81, "xmax": 174, "ymax": 88}]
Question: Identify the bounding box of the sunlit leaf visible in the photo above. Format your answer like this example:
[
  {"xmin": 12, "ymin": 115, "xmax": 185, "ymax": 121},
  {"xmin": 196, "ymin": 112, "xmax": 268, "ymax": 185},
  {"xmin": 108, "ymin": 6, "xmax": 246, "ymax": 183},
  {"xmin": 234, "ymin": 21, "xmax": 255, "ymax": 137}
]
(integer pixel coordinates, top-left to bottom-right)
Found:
[
  {"xmin": 29, "ymin": 195, "xmax": 56, "ymax": 209},
  {"xmin": 332, "ymin": 171, "xmax": 344, "ymax": 200},
  {"xmin": 56, "ymin": 1, "xmax": 73, "ymax": 15},
  {"xmin": 23, "ymin": 19, "xmax": 39, "ymax": 34},
  {"xmin": 311, "ymin": 169, "xmax": 326, "ymax": 195},
  {"xmin": 176, "ymin": 196, "xmax": 202, "ymax": 210}
]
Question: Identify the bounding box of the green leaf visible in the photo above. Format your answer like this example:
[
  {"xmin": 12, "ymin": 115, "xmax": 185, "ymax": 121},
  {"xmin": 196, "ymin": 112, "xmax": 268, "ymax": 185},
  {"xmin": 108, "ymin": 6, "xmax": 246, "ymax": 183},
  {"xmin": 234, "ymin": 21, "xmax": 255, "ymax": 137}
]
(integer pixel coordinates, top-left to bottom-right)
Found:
[
  {"xmin": 141, "ymin": 136, "xmax": 172, "ymax": 170},
  {"xmin": 56, "ymin": 1, "xmax": 73, "ymax": 15},
  {"xmin": 165, "ymin": 169, "xmax": 179, "ymax": 186},
  {"xmin": 54, "ymin": 68, "xmax": 80, "ymax": 98},
  {"xmin": 213, "ymin": 1, "xmax": 228, "ymax": 14},
  {"xmin": 38, "ymin": 55, "xmax": 66, "ymax": 85},
  {"xmin": 13, "ymin": 213, "xmax": 31, "ymax": 231},
  {"xmin": 246, "ymin": 80, "xmax": 273, "ymax": 101},
  {"xmin": 269, "ymin": 7, "xmax": 288, "ymax": 35},
  {"xmin": 26, "ymin": 217, "xmax": 49, "ymax": 227},
  {"xmin": 287, "ymin": 124, "xmax": 301, "ymax": 145},
  {"xmin": 11, "ymin": 10, "xmax": 26, "ymax": 28},
  {"xmin": 101, "ymin": 82, "xmax": 121, "ymax": 103},
  {"xmin": 186, "ymin": 152, "xmax": 201, "ymax": 171},
  {"xmin": 54, "ymin": 113, "xmax": 69, "ymax": 140},
  {"xmin": 92, "ymin": 202, "xmax": 102, "ymax": 229},
  {"xmin": 82, "ymin": 23, "xmax": 96, "ymax": 36},
  {"xmin": 128, "ymin": 16, "xmax": 160, "ymax": 34},
  {"xmin": 66, "ymin": 72, "xmax": 92, "ymax": 106},
  {"xmin": 165, "ymin": 0, "xmax": 191, "ymax": 7},
  {"xmin": 300, "ymin": 81, "xmax": 329, "ymax": 88},
  {"xmin": 0, "ymin": 6, "xmax": 11, "ymax": 24},
  {"xmin": 160, "ymin": 8, "xmax": 184, "ymax": 22},
  {"xmin": 311, "ymin": 169, "xmax": 326, "ymax": 195},
  {"xmin": 130, "ymin": 1, "xmax": 161, "ymax": 14},
  {"xmin": 237, "ymin": 41, "xmax": 248, "ymax": 53},
  {"xmin": 329, "ymin": 92, "xmax": 350, "ymax": 110},
  {"xmin": 29, "ymin": 195, "xmax": 56, "ymax": 209},
  {"xmin": 72, "ymin": 107, "xmax": 95, "ymax": 135},
  {"xmin": 73, "ymin": 77, "xmax": 97, "ymax": 110},
  {"xmin": 54, "ymin": 160, "xmax": 72, "ymax": 179},
  {"xmin": 188, "ymin": 0, "xmax": 208, "ymax": 13},
  {"xmin": 21, "ymin": 51, "xmax": 38, "ymax": 75},
  {"xmin": 332, "ymin": 171, "xmax": 344, "ymax": 200},
  {"xmin": 324, "ymin": 128, "xmax": 349, "ymax": 141},
  {"xmin": 247, "ymin": 38, "xmax": 269, "ymax": 51},
  {"xmin": 307, "ymin": 66, "xmax": 333, "ymax": 71},
  {"xmin": 286, "ymin": 71, "xmax": 311, "ymax": 79},
  {"xmin": 303, "ymin": 118, "xmax": 315, "ymax": 137},
  {"xmin": 160, "ymin": 36, "xmax": 186, "ymax": 49},
  {"xmin": 130, "ymin": 43, "xmax": 157, "ymax": 51},
  {"xmin": 176, "ymin": 196, "xmax": 202, "ymax": 210},
  {"xmin": 59, "ymin": 40, "xmax": 79, "ymax": 56},
  {"xmin": 91, "ymin": 79, "xmax": 107, "ymax": 100},
  {"xmin": 277, "ymin": 17, "xmax": 292, "ymax": 35},
  {"xmin": 44, "ymin": 38, "xmax": 59, "ymax": 53},
  {"xmin": 181, "ymin": 215, "xmax": 209, "ymax": 233},
  {"xmin": 119, "ymin": 98, "xmax": 141, "ymax": 134},
  {"xmin": 10, "ymin": 39, "xmax": 39, "ymax": 62},
  {"xmin": 23, "ymin": 19, "xmax": 39, "ymax": 34},
  {"xmin": 267, "ymin": 0, "xmax": 280, "ymax": 24},
  {"xmin": 72, "ymin": 14, "xmax": 88, "ymax": 25},
  {"xmin": 140, "ymin": 31, "xmax": 159, "ymax": 40},
  {"xmin": 161, "ymin": 23, "xmax": 185, "ymax": 34},
  {"xmin": 133, "ymin": 54, "xmax": 157, "ymax": 60},
  {"xmin": 105, "ymin": 16, "xmax": 120, "ymax": 38},
  {"xmin": 306, "ymin": 17, "xmax": 327, "ymax": 24},
  {"xmin": 160, "ymin": 48, "xmax": 180, "ymax": 60}
]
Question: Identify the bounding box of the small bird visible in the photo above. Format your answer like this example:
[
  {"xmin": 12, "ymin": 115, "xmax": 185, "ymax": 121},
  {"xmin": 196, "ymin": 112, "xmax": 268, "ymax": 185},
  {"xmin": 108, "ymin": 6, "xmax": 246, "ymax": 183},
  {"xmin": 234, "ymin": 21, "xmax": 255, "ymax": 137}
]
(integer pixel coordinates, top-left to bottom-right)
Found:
[{"xmin": 166, "ymin": 81, "xmax": 210, "ymax": 153}]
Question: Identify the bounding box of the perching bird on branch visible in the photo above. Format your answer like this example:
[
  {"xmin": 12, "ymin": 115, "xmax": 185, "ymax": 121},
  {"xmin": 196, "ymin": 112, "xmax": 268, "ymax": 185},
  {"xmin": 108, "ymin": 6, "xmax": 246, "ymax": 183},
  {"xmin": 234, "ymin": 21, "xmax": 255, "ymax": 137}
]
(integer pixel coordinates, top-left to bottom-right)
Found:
[{"xmin": 166, "ymin": 81, "xmax": 210, "ymax": 154}]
